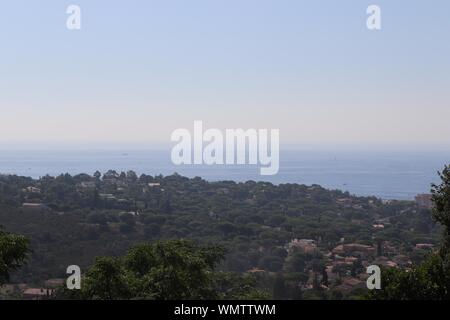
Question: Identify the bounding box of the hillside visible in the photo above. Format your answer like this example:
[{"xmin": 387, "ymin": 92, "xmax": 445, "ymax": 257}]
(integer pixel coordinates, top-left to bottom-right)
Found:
[{"xmin": 0, "ymin": 171, "xmax": 440, "ymax": 299}]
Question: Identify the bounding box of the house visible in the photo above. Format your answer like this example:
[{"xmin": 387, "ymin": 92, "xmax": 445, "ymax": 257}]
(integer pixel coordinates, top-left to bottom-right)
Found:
[
  {"xmin": 246, "ymin": 267, "xmax": 266, "ymax": 274},
  {"xmin": 99, "ymin": 193, "xmax": 116, "ymax": 201},
  {"xmin": 148, "ymin": 183, "xmax": 161, "ymax": 187},
  {"xmin": 415, "ymin": 243, "xmax": 434, "ymax": 250},
  {"xmin": 23, "ymin": 186, "xmax": 41, "ymax": 193},
  {"xmin": 415, "ymin": 194, "xmax": 433, "ymax": 209},
  {"xmin": 120, "ymin": 211, "xmax": 139, "ymax": 217},
  {"xmin": 336, "ymin": 198, "xmax": 353, "ymax": 206},
  {"xmin": 343, "ymin": 277, "xmax": 364, "ymax": 287},
  {"xmin": 373, "ymin": 257, "xmax": 398, "ymax": 268},
  {"xmin": 79, "ymin": 181, "xmax": 96, "ymax": 189},
  {"xmin": 344, "ymin": 257, "xmax": 358, "ymax": 264},
  {"xmin": 332, "ymin": 243, "xmax": 375, "ymax": 256},
  {"xmin": 22, "ymin": 203, "xmax": 49, "ymax": 212},
  {"xmin": 287, "ymin": 239, "xmax": 317, "ymax": 254},
  {"xmin": 386, "ymin": 261, "xmax": 398, "ymax": 268},
  {"xmin": 332, "ymin": 260, "xmax": 352, "ymax": 268},
  {"xmin": 45, "ymin": 278, "xmax": 65, "ymax": 288},
  {"xmin": 22, "ymin": 288, "xmax": 53, "ymax": 300},
  {"xmin": 392, "ymin": 255, "xmax": 412, "ymax": 267}
]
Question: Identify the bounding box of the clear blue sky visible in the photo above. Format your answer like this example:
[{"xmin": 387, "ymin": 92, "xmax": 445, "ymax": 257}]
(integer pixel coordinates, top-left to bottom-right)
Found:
[{"xmin": 1, "ymin": 1, "xmax": 449, "ymax": 149}]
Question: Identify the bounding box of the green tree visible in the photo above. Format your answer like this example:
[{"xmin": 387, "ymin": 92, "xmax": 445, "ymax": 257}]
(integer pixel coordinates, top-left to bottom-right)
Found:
[
  {"xmin": 78, "ymin": 240, "xmax": 226, "ymax": 299},
  {"xmin": 82, "ymin": 257, "xmax": 132, "ymax": 300},
  {"xmin": 273, "ymin": 273, "xmax": 287, "ymax": 299},
  {"xmin": 370, "ymin": 165, "xmax": 450, "ymax": 300},
  {"xmin": 213, "ymin": 272, "xmax": 270, "ymax": 300},
  {"xmin": 370, "ymin": 254, "xmax": 450, "ymax": 300},
  {"xmin": 432, "ymin": 165, "xmax": 450, "ymax": 256},
  {"xmin": 0, "ymin": 228, "xmax": 29, "ymax": 285}
]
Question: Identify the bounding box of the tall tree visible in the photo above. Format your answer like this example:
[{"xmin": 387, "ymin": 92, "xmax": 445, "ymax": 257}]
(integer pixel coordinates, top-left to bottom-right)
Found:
[
  {"xmin": 431, "ymin": 165, "xmax": 450, "ymax": 256},
  {"xmin": 370, "ymin": 165, "xmax": 450, "ymax": 300}
]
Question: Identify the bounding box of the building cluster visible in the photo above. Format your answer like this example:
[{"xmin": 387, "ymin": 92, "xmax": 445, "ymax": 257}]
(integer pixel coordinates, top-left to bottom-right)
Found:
[
  {"xmin": 0, "ymin": 279, "xmax": 64, "ymax": 300},
  {"xmin": 277, "ymin": 236, "xmax": 434, "ymax": 294}
]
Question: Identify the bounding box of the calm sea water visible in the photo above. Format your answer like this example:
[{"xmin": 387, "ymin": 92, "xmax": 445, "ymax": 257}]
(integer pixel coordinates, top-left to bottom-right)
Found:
[{"xmin": 0, "ymin": 149, "xmax": 449, "ymax": 200}]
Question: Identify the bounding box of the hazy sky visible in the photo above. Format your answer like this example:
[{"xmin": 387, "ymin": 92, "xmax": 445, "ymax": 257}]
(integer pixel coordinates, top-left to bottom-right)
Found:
[{"xmin": 1, "ymin": 1, "xmax": 449, "ymax": 149}]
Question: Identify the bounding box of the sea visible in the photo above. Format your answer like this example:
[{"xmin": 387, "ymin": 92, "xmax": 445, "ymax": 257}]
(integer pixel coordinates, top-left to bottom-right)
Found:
[{"xmin": 0, "ymin": 148, "xmax": 449, "ymax": 200}]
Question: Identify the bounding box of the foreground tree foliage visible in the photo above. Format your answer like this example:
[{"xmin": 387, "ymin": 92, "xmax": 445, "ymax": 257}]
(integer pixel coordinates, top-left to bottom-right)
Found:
[
  {"xmin": 432, "ymin": 166, "xmax": 450, "ymax": 257},
  {"xmin": 370, "ymin": 165, "xmax": 450, "ymax": 300},
  {"xmin": 0, "ymin": 228, "xmax": 29, "ymax": 285},
  {"xmin": 59, "ymin": 240, "xmax": 268, "ymax": 300}
]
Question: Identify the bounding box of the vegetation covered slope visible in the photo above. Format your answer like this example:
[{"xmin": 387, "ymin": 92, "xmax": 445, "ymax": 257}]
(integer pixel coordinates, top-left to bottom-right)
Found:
[{"xmin": 0, "ymin": 170, "xmax": 441, "ymax": 299}]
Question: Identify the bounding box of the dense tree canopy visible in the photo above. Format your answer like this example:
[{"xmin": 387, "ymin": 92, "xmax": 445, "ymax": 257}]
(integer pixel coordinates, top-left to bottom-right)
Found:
[
  {"xmin": 0, "ymin": 170, "xmax": 443, "ymax": 299},
  {"xmin": 59, "ymin": 240, "xmax": 267, "ymax": 300},
  {"xmin": 0, "ymin": 228, "xmax": 29, "ymax": 285},
  {"xmin": 432, "ymin": 165, "xmax": 450, "ymax": 255}
]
